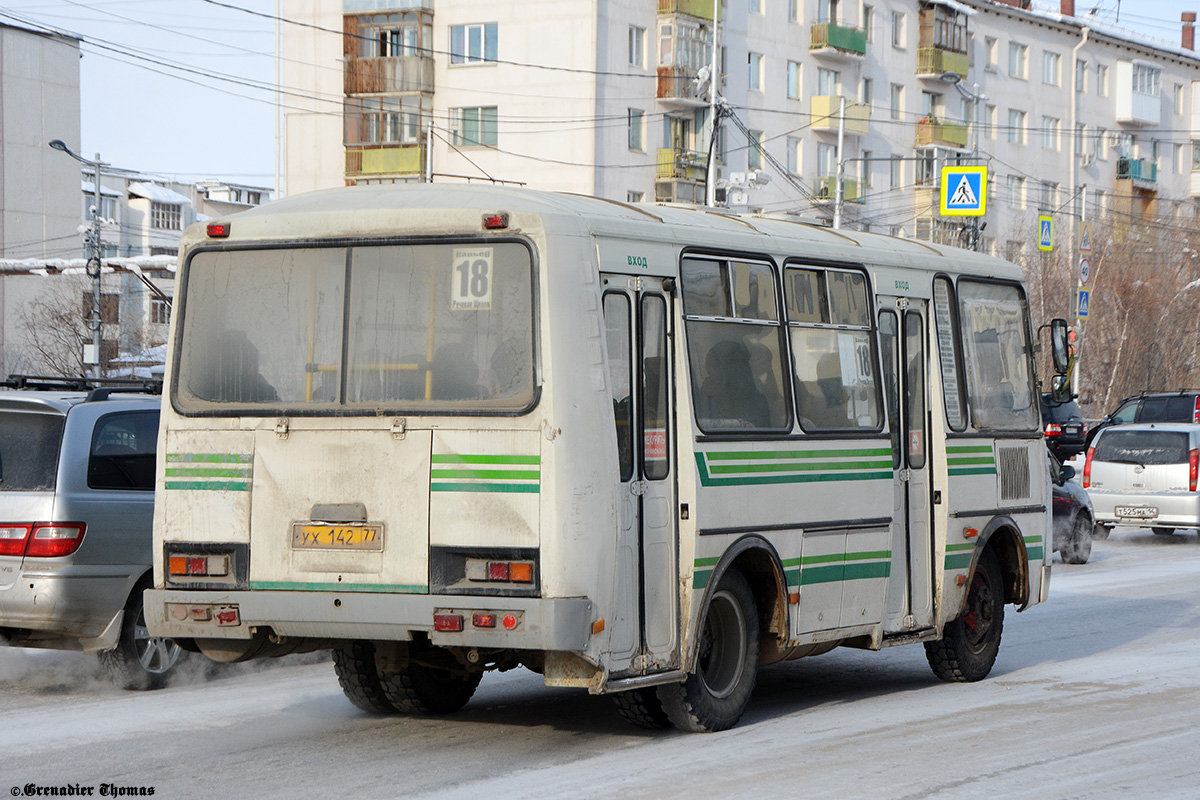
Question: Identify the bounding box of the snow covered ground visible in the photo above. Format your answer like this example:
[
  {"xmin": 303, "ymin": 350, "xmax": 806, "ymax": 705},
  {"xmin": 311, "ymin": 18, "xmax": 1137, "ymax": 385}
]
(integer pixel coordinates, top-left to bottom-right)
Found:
[{"xmin": 3, "ymin": 528, "xmax": 1199, "ymax": 799}]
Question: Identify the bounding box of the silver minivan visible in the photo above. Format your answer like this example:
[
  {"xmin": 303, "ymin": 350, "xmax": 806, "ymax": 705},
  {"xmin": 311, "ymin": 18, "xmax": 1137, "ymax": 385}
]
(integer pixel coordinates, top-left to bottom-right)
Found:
[
  {"xmin": 1085, "ymin": 423, "xmax": 1200, "ymax": 536},
  {"xmin": 0, "ymin": 379, "xmax": 185, "ymax": 687}
]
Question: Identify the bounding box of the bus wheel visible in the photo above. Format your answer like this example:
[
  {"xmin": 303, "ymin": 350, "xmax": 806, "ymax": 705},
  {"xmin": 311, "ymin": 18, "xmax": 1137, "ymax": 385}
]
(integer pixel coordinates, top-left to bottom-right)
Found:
[
  {"xmin": 658, "ymin": 568, "xmax": 759, "ymax": 732},
  {"xmin": 332, "ymin": 641, "xmax": 396, "ymax": 714},
  {"xmin": 1060, "ymin": 515, "xmax": 1093, "ymax": 565},
  {"xmin": 377, "ymin": 662, "xmax": 482, "ymax": 715},
  {"xmin": 925, "ymin": 548, "xmax": 1003, "ymax": 683},
  {"xmin": 612, "ymin": 687, "xmax": 672, "ymax": 730}
]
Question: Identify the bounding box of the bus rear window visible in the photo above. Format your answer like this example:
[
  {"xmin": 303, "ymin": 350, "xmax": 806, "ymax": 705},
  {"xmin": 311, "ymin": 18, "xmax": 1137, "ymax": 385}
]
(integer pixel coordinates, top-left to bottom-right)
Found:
[{"xmin": 177, "ymin": 242, "xmax": 535, "ymax": 413}]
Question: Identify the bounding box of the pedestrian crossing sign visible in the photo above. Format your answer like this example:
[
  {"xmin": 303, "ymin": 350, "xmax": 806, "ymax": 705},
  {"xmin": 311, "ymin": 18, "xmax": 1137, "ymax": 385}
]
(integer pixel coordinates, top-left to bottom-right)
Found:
[
  {"xmin": 939, "ymin": 166, "xmax": 988, "ymax": 216},
  {"xmin": 1038, "ymin": 215, "xmax": 1054, "ymax": 251}
]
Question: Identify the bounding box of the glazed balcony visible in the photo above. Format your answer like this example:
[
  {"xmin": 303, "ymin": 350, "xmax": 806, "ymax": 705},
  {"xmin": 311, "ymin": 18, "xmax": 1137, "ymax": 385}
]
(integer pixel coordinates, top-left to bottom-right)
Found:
[
  {"xmin": 345, "ymin": 145, "xmax": 424, "ymax": 179},
  {"xmin": 657, "ymin": 147, "xmax": 707, "ymax": 180},
  {"xmin": 813, "ymin": 175, "xmax": 861, "ymax": 203},
  {"xmin": 657, "ymin": 0, "xmax": 714, "ymax": 19},
  {"xmin": 657, "ymin": 66, "xmax": 708, "ymax": 110},
  {"xmin": 916, "ymin": 116, "xmax": 969, "ymax": 149},
  {"xmin": 1117, "ymin": 156, "xmax": 1157, "ymax": 188},
  {"xmin": 344, "ymin": 55, "xmax": 434, "ymax": 95}
]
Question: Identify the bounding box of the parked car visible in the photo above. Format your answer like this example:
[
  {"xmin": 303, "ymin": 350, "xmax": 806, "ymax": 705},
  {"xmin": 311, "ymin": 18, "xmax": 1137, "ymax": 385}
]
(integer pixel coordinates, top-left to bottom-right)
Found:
[
  {"xmin": 0, "ymin": 375, "xmax": 185, "ymax": 688},
  {"xmin": 1085, "ymin": 390, "xmax": 1200, "ymax": 448},
  {"xmin": 1041, "ymin": 393, "xmax": 1088, "ymax": 460},
  {"xmin": 1084, "ymin": 423, "xmax": 1200, "ymax": 538},
  {"xmin": 1050, "ymin": 456, "xmax": 1093, "ymax": 563}
]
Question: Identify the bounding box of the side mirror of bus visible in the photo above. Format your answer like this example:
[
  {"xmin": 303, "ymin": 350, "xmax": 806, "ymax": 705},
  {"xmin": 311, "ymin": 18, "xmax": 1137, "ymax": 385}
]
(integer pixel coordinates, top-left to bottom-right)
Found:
[
  {"xmin": 1050, "ymin": 318, "xmax": 1070, "ymax": 375},
  {"xmin": 1050, "ymin": 374, "xmax": 1072, "ymax": 404}
]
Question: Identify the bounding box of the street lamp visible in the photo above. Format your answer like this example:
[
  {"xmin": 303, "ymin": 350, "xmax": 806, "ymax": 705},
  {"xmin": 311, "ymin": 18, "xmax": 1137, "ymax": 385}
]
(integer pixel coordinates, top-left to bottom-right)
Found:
[{"xmin": 49, "ymin": 139, "xmax": 107, "ymax": 379}]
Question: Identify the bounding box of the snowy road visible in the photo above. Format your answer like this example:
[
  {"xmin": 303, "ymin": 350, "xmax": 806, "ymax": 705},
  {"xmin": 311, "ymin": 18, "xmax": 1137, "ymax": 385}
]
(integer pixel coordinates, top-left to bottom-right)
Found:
[{"xmin": 3, "ymin": 529, "xmax": 1200, "ymax": 800}]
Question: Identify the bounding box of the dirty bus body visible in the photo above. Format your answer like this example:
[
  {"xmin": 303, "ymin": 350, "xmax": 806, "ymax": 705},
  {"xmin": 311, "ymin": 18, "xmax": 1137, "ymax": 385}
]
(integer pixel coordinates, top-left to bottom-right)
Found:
[{"xmin": 147, "ymin": 185, "xmax": 1064, "ymax": 732}]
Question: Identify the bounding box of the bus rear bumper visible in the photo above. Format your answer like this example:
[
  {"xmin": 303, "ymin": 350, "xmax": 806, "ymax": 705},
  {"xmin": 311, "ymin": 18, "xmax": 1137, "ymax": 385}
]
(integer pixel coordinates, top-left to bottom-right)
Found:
[{"xmin": 144, "ymin": 588, "xmax": 596, "ymax": 652}]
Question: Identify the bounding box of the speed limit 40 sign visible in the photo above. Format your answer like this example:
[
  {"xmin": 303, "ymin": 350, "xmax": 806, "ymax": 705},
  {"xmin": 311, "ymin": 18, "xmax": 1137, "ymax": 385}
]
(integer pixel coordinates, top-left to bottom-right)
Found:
[{"xmin": 1079, "ymin": 257, "xmax": 1091, "ymax": 285}]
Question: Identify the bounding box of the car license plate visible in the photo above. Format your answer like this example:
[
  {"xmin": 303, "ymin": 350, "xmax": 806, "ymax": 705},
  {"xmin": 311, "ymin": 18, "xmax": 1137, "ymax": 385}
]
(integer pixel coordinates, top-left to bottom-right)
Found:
[
  {"xmin": 1115, "ymin": 506, "xmax": 1157, "ymax": 519},
  {"xmin": 291, "ymin": 522, "xmax": 384, "ymax": 551}
]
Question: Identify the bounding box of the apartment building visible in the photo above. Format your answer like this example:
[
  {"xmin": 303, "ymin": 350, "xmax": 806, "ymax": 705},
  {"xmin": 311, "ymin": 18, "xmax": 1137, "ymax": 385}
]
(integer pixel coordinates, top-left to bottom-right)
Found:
[{"xmin": 279, "ymin": 0, "xmax": 1200, "ymax": 258}]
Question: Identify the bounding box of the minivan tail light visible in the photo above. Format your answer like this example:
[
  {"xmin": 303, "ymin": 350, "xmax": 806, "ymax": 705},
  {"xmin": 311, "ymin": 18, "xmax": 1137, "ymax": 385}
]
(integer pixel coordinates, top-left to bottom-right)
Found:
[
  {"xmin": 1193, "ymin": 397, "xmax": 1200, "ymax": 424},
  {"xmin": 1083, "ymin": 447, "xmax": 1094, "ymax": 489},
  {"xmin": 0, "ymin": 524, "xmax": 32, "ymax": 556},
  {"xmin": 25, "ymin": 523, "xmax": 86, "ymax": 558},
  {"xmin": 1190, "ymin": 449, "xmax": 1198, "ymax": 492}
]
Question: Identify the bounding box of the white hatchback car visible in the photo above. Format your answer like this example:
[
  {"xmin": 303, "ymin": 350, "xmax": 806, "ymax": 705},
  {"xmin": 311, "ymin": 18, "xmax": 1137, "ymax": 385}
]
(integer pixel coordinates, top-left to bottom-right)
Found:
[{"xmin": 1084, "ymin": 423, "xmax": 1200, "ymax": 537}]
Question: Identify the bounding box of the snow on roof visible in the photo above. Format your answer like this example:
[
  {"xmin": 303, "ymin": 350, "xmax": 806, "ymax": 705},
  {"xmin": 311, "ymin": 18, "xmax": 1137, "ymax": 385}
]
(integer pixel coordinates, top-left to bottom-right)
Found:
[
  {"xmin": 927, "ymin": 0, "xmax": 975, "ymax": 17},
  {"xmin": 81, "ymin": 180, "xmax": 122, "ymax": 198},
  {"xmin": 128, "ymin": 182, "xmax": 192, "ymax": 206},
  {"xmin": 1015, "ymin": 2, "xmax": 1200, "ymax": 64},
  {"xmin": 111, "ymin": 344, "xmax": 168, "ymax": 365}
]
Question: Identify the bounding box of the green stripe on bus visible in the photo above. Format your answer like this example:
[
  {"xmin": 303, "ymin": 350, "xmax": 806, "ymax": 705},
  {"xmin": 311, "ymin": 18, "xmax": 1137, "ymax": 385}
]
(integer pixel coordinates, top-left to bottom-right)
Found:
[
  {"xmin": 780, "ymin": 557, "xmax": 802, "ymax": 567},
  {"xmin": 165, "ymin": 480, "xmax": 250, "ymax": 492},
  {"xmin": 1024, "ymin": 535, "xmax": 1043, "ymax": 544},
  {"xmin": 430, "ymin": 482, "xmax": 540, "ymax": 493},
  {"xmin": 946, "ymin": 456, "xmax": 996, "ymax": 466},
  {"xmin": 944, "ymin": 553, "xmax": 972, "ymax": 570},
  {"xmin": 945, "ymin": 445, "xmax": 994, "ymax": 454},
  {"xmin": 708, "ymin": 460, "xmax": 893, "ymax": 475},
  {"xmin": 694, "ymin": 568, "xmax": 713, "ymax": 590},
  {"xmin": 166, "ymin": 453, "xmax": 253, "ymax": 463},
  {"xmin": 784, "ymin": 568, "xmax": 801, "ymax": 587},
  {"xmin": 429, "ymin": 468, "xmax": 541, "ymax": 480},
  {"xmin": 1027, "ymin": 546, "xmax": 1045, "ymax": 561},
  {"xmin": 706, "ymin": 447, "xmax": 893, "ymax": 461},
  {"xmin": 165, "ymin": 467, "xmax": 252, "ymax": 479},
  {"xmin": 698, "ymin": 470, "xmax": 894, "ymax": 487},
  {"xmin": 802, "ymin": 550, "xmax": 892, "ymax": 565},
  {"xmin": 694, "ymin": 557, "xmax": 721, "ymax": 567},
  {"xmin": 843, "ymin": 562, "xmax": 891, "ymax": 581},
  {"xmin": 946, "ymin": 542, "xmax": 975, "ymax": 552},
  {"xmin": 800, "ymin": 564, "xmax": 847, "ymax": 584},
  {"xmin": 949, "ymin": 467, "xmax": 998, "ymax": 476},
  {"xmin": 248, "ymin": 580, "xmax": 427, "ymax": 594},
  {"xmin": 431, "ymin": 454, "xmax": 540, "ymax": 465}
]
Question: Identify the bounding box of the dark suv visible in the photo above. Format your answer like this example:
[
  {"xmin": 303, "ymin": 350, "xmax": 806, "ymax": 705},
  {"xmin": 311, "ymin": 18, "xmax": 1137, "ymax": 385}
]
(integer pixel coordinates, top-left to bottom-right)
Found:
[
  {"xmin": 1085, "ymin": 391, "xmax": 1200, "ymax": 448},
  {"xmin": 1040, "ymin": 393, "xmax": 1088, "ymax": 459},
  {"xmin": 0, "ymin": 375, "xmax": 185, "ymax": 689}
]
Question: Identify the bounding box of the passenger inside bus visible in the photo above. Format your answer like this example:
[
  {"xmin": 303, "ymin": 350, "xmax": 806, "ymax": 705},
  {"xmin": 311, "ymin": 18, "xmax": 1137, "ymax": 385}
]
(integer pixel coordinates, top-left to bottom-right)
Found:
[
  {"xmin": 797, "ymin": 352, "xmax": 851, "ymax": 429},
  {"xmin": 431, "ymin": 342, "xmax": 490, "ymax": 400},
  {"xmin": 191, "ymin": 330, "xmax": 279, "ymax": 403},
  {"xmin": 697, "ymin": 340, "xmax": 771, "ymax": 429}
]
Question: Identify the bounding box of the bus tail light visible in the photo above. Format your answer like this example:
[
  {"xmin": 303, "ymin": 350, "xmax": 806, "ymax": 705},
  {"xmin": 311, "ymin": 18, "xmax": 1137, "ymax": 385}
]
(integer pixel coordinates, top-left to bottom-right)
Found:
[
  {"xmin": 168, "ymin": 554, "xmax": 230, "ymax": 578},
  {"xmin": 206, "ymin": 222, "xmax": 231, "ymax": 238},
  {"xmin": 1083, "ymin": 447, "xmax": 1094, "ymax": 488},
  {"xmin": 1190, "ymin": 449, "xmax": 1198, "ymax": 492},
  {"xmin": 467, "ymin": 558, "xmax": 536, "ymax": 584},
  {"xmin": 434, "ymin": 613, "xmax": 464, "ymax": 632}
]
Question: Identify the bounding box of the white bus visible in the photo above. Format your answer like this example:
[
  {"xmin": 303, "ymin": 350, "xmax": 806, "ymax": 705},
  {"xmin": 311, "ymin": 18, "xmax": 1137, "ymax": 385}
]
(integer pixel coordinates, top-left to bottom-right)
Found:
[{"xmin": 147, "ymin": 185, "xmax": 1069, "ymax": 732}]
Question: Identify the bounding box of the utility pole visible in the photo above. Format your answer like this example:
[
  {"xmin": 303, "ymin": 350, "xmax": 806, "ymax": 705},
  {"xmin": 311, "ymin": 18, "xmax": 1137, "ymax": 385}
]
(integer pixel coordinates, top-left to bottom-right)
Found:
[
  {"xmin": 704, "ymin": 0, "xmax": 721, "ymax": 208},
  {"xmin": 49, "ymin": 139, "xmax": 106, "ymax": 379},
  {"xmin": 833, "ymin": 97, "xmax": 846, "ymax": 230}
]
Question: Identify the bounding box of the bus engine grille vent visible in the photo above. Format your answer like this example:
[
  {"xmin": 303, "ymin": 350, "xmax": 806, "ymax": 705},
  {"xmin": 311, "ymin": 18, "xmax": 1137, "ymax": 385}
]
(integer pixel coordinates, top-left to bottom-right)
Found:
[{"xmin": 998, "ymin": 446, "xmax": 1031, "ymax": 500}]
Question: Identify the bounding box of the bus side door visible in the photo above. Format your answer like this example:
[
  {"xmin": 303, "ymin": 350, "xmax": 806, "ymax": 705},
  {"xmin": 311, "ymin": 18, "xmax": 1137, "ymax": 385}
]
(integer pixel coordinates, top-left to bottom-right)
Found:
[
  {"xmin": 602, "ymin": 275, "xmax": 679, "ymax": 673},
  {"xmin": 878, "ymin": 299, "xmax": 935, "ymax": 633}
]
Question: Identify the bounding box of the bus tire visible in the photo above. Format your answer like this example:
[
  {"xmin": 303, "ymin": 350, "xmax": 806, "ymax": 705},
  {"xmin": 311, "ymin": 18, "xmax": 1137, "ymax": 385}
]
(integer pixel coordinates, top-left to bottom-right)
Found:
[
  {"xmin": 98, "ymin": 577, "xmax": 186, "ymax": 691},
  {"xmin": 377, "ymin": 662, "xmax": 481, "ymax": 715},
  {"xmin": 1060, "ymin": 514, "xmax": 1092, "ymax": 564},
  {"xmin": 658, "ymin": 568, "xmax": 759, "ymax": 733},
  {"xmin": 612, "ymin": 687, "xmax": 672, "ymax": 730},
  {"xmin": 331, "ymin": 641, "xmax": 396, "ymax": 714},
  {"xmin": 925, "ymin": 548, "xmax": 1003, "ymax": 683}
]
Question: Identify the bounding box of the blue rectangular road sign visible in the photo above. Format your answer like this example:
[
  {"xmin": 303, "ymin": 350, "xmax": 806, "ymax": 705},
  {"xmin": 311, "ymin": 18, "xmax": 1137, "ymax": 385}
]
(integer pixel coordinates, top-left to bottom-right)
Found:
[
  {"xmin": 1038, "ymin": 216, "xmax": 1053, "ymax": 251},
  {"xmin": 940, "ymin": 166, "xmax": 987, "ymax": 216},
  {"xmin": 1077, "ymin": 288, "xmax": 1090, "ymax": 319}
]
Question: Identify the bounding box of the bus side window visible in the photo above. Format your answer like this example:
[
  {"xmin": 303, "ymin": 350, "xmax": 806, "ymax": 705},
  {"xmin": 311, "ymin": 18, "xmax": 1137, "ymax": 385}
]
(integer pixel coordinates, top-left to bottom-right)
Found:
[
  {"xmin": 681, "ymin": 257, "xmax": 790, "ymax": 433},
  {"xmin": 784, "ymin": 266, "xmax": 881, "ymax": 432}
]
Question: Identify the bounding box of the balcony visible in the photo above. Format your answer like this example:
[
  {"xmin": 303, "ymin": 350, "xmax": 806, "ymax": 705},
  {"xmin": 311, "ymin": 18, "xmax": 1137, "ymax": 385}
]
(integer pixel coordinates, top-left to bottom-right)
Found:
[
  {"xmin": 810, "ymin": 22, "xmax": 866, "ymax": 59},
  {"xmin": 344, "ymin": 55, "xmax": 434, "ymax": 95},
  {"xmin": 813, "ymin": 175, "xmax": 861, "ymax": 203},
  {"xmin": 1114, "ymin": 61, "xmax": 1161, "ymax": 127},
  {"xmin": 657, "ymin": 0, "xmax": 714, "ymax": 19},
  {"xmin": 657, "ymin": 66, "xmax": 708, "ymax": 110},
  {"xmin": 917, "ymin": 46, "xmax": 968, "ymax": 79},
  {"xmin": 916, "ymin": 116, "xmax": 969, "ymax": 149},
  {"xmin": 346, "ymin": 145, "xmax": 424, "ymax": 179},
  {"xmin": 657, "ymin": 147, "xmax": 706, "ymax": 180},
  {"xmin": 810, "ymin": 96, "xmax": 869, "ymax": 135},
  {"xmin": 1117, "ymin": 156, "xmax": 1157, "ymax": 188}
]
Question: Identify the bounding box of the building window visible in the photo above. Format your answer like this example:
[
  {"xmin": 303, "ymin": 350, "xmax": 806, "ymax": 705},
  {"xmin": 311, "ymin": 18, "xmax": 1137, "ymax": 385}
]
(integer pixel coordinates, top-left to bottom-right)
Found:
[
  {"xmin": 344, "ymin": 96, "xmax": 426, "ymax": 146},
  {"xmin": 1040, "ymin": 181, "xmax": 1058, "ymax": 210},
  {"xmin": 451, "ymin": 106, "xmax": 498, "ymax": 147},
  {"xmin": 1042, "ymin": 116, "xmax": 1060, "ymax": 150},
  {"xmin": 1096, "ymin": 127, "xmax": 1108, "ymax": 160},
  {"xmin": 1174, "ymin": 142, "xmax": 1185, "ymax": 174},
  {"xmin": 890, "ymin": 155, "xmax": 902, "ymax": 188},
  {"xmin": 984, "ymin": 36, "xmax": 998, "ymax": 72},
  {"xmin": 891, "ymin": 12, "xmax": 905, "ymax": 48},
  {"xmin": 861, "ymin": 78, "xmax": 873, "ymax": 107},
  {"xmin": 658, "ymin": 15, "xmax": 712, "ymax": 72},
  {"xmin": 1175, "ymin": 83, "xmax": 1185, "ymax": 115},
  {"xmin": 817, "ymin": 68, "xmax": 840, "ymax": 96},
  {"xmin": 356, "ymin": 11, "xmax": 431, "ymax": 58},
  {"xmin": 1007, "ymin": 109, "xmax": 1026, "ymax": 144},
  {"xmin": 787, "ymin": 137, "xmax": 802, "ymax": 175},
  {"xmin": 789, "ymin": 0, "xmax": 800, "ymax": 22},
  {"xmin": 1042, "ymin": 52, "xmax": 1061, "ymax": 86},
  {"xmin": 151, "ymin": 297, "xmax": 171, "ymax": 325},
  {"xmin": 150, "ymin": 202, "xmax": 181, "ymax": 231},
  {"xmin": 787, "ymin": 61, "xmax": 802, "ymax": 100},
  {"xmin": 748, "ymin": 52, "xmax": 763, "ymax": 92},
  {"xmin": 629, "ymin": 25, "xmax": 645, "ymax": 68},
  {"xmin": 627, "ymin": 191, "xmax": 644, "ymax": 203},
  {"xmin": 85, "ymin": 194, "xmax": 116, "ymax": 222},
  {"xmin": 985, "ymin": 104, "xmax": 997, "ymax": 139},
  {"xmin": 1076, "ymin": 59, "xmax": 1087, "ymax": 93},
  {"xmin": 863, "ymin": 5, "xmax": 874, "ymax": 42},
  {"xmin": 1097, "ymin": 64, "xmax": 1109, "ymax": 96},
  {"xmin": 450, "ymin": 23, "xmax": 498, "ymax": 64},
  {"xmin": 890, "ymin": 83, "xmax": 903, "ymax": 120},
  {"xmin": 1006, "ymin": 175, "xmax": 1025, "ymax": 209},
  {"xmin": 749, "ymin": 0, "xmax": 763, "ymax": 13},
  {"xmin": 628, "ymin": 108, "xmax": 644, "ymax": 151},
  {"xmin": 1008, "ymin": 42, "xmax": 1028, "ymax": 79},
  {"xmin": 1075, "ymin": 123, "xmax": 1087, "ymax": 156},
  {"xmin": 862, "ymin": 149, "xmax": 873, "ymax": 188},
  {"xmin": 747, "ymin": 130, "xmax": 763, "ymax": 169},
  {"xmin": 1133, "ymin": 63, "xmax": 1161, "ymax": 96},
  {"xmin": 817, "ymin": 142, "xmax": 836, "ymax": 179}
]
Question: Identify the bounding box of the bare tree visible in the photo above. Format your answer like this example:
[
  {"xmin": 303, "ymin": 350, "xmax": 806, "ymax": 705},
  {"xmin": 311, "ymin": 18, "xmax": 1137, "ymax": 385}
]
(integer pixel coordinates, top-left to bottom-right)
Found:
[{"xmin": 13, "ymin": 276, "xmax": 90, "ymax": 377}]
